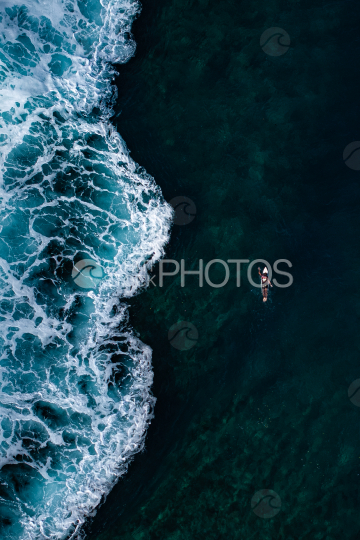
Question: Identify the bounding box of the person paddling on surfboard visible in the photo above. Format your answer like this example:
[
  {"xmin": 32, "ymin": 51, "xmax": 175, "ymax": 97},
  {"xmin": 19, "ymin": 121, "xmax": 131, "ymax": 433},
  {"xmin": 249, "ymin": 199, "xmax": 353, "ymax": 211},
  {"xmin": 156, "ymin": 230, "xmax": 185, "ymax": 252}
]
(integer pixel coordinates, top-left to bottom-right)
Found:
[{"xmin": 258, "ymin": 266, "xmax": 273, "ymax": 302}]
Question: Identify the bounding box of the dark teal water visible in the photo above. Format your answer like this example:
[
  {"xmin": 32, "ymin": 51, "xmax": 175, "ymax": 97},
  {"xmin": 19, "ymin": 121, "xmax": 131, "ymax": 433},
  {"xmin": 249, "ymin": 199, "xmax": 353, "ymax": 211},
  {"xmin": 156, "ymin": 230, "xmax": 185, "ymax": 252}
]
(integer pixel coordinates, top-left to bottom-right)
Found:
[{"xmin": 82, "ymin": 0, "xmax": 360, "ymax": 539}]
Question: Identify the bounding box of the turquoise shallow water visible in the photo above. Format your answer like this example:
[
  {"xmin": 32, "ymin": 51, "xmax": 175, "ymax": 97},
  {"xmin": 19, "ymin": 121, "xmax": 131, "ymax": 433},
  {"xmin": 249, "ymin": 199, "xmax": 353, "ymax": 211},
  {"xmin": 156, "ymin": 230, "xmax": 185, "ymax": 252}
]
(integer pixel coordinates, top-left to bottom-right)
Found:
[
  {"xmin": 0, "ymin": 1, "xmax": 171, "ymax": 538},
  {"xmin": 81, "ymin": 0, "xmax": 360, "ymax": 539}
]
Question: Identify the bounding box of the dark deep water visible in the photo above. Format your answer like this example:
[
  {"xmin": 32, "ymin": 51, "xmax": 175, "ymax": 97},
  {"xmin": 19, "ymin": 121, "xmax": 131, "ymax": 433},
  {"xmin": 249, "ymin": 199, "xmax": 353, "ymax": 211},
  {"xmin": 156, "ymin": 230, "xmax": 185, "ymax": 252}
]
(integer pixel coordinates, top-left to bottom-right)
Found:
[{"xmin": 83, "ymin": 0, "xmax": 360, "ymax": 538}]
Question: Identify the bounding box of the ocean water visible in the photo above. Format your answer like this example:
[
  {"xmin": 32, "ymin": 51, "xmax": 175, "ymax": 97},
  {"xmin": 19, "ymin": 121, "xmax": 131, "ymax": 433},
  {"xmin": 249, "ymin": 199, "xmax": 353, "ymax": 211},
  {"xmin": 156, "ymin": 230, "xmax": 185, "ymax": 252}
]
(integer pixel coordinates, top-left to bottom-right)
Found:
[
  {"xmin": 0, "ymin": 1, "xmax": 172, "ymax": 539},
  {"xmin": 3, "ymin": 0, "xmax": 360, "ymax": 538},
  {"xmin": 80, "ymin": 0, "xmax": 360, "ymax": 539}
]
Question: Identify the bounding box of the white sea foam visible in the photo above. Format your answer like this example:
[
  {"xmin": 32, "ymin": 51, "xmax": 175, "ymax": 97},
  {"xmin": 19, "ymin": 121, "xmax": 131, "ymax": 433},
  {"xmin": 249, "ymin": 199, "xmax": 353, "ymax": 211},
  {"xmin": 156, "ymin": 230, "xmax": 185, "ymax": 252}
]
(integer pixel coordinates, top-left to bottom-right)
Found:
[{"xmin": 0, "ymin": 0, "xmax": 172, "ymax": 538}]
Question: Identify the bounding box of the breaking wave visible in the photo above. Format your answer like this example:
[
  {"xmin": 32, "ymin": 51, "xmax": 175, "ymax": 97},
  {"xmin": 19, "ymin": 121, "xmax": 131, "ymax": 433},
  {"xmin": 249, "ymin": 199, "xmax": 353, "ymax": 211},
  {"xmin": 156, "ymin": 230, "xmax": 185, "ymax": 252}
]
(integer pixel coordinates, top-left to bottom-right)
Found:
[{"xmin": 0, "ymin": 0, "xmax": 172, "ymax": 538}]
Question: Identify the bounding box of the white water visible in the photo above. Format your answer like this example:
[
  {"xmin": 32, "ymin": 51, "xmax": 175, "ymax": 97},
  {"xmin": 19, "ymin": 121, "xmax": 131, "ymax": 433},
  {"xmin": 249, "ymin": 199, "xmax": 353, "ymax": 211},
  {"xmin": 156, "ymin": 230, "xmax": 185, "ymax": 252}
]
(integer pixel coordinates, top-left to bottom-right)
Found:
[{"xmin": 0, "ymin": 0, "xmax": 172, "ymax": 538}]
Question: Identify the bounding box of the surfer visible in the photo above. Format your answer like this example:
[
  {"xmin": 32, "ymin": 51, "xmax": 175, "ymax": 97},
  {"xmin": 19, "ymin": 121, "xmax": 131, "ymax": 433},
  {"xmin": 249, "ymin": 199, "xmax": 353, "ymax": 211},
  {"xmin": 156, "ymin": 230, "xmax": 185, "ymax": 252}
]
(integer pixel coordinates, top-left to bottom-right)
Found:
[{"xmin": 258, "ymin": 266, "xmax": 273, "ymax": 302}]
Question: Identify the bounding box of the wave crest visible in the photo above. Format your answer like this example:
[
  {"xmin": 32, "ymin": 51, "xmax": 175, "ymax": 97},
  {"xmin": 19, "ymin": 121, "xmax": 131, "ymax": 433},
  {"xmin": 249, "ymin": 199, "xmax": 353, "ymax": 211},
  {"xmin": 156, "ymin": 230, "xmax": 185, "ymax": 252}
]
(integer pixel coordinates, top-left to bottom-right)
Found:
[{"xmin": 0, "ymin": 0, "xmax": 172, "ymax": 538}]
